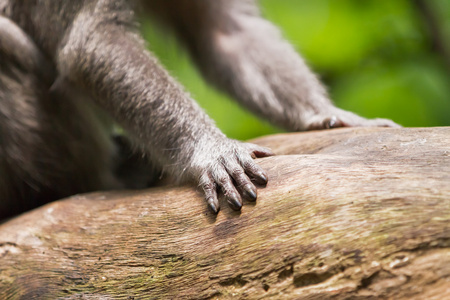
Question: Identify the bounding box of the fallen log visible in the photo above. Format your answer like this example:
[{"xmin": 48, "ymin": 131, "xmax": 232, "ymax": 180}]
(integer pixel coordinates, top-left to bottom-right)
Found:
[{"xmin": 1, "ymin": 127, "xmax": 449, "ymax": 299}]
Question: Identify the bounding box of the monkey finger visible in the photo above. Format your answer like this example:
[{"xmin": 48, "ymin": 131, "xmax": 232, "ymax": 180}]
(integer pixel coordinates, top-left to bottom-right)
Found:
[
  {"xmin": 244, "ymin": 143, "xmax": 275, "ymax": 158},
  {"xmin": 306, "ymin": 116, "xmax": 345, "ymax": 130},
  {"xmin": 368, "ymin": 118, "xmax": 402, "ymax": 128},
  {"xmin": 240, "ymin": 157, "xmax": 269, "ymax": 186},
  {"xmin": 307, "ymin": 111, "xmax": 402, "ymax": 130},
  {"xmin": 324, "ymin": 116, "xmax": 345, "ymax": 129},
  {"xmin": 223, "ymin": 162, "xmax": 258, "ymax": 201},
  {"xmin": 213, "ymin": 167, "xmax": 243, "ymax": 211},
  {"xmin": 199, "ymin": 172, "xmax": 220, "ymax": 213}
]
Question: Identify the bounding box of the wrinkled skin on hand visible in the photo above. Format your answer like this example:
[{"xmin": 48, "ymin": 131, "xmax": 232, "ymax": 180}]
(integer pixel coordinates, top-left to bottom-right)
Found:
[{"xmin": 189, "ymin": 137, "xmax": 274, "ymax": 213}]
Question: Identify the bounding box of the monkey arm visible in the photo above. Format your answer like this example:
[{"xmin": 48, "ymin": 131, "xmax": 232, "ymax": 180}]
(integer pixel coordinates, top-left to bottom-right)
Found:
[
  {"xmin": 57, "ymin": 16, "xmax": 272, "ymax": 213},
  {"xmin": 153, "ymin": 0, "xmax": 399, "ymax": 131}
]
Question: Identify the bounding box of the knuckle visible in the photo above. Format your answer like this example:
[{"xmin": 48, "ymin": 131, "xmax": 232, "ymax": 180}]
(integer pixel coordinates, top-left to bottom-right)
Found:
[
  {"xmin": 242, "ymin": 159, "xmax": 258, "ymax": 171},
  {"xmin": 202, "ymin": 182, "xmax": 215, "ymax": 193},
  {"xmin": 216, "ymin": 175, "xmax": 230, "ymax": 187},
  {"xmin": 199, "ymin": 173, "xmax": 214, "ymax": 191},
  {"xmin": 231, "ymin": 167, "xmax": 245, "ymax": 179}
]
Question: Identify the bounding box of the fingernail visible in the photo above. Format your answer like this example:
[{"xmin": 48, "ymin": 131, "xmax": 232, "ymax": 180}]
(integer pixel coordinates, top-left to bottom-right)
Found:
[
  {"xmin": 207, "ymin": 198, "xmax": 219, "ymax": 214},
  {"xmin": 255, "ymin": 172, "xmax": 268, "ymax": 185},
  {"xmin": 244, "ymin": 184, "xmax": 257, "ymax": 201},
  {"xmin": 227, "ymin": 194, "xmax": 242, "ymax": 211},
  {"xmin": 327, "ymin": 116, "xmax": 338, "ymax": 128}
]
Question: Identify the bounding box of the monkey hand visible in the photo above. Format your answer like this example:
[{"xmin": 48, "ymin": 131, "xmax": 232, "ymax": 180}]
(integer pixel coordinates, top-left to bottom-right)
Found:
[
  {"xmin": 188, "ymin": 137, "xmax": 274, "ymax": 213},
  {"xmin": 305, "ymin": 108, "xmax": 401, "ymax": 130}
]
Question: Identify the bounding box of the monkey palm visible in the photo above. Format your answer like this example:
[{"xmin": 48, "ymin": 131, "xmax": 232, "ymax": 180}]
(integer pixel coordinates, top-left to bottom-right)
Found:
[{"xmin": 0, "ymin": 0, "xmax": 398, "ymax": 218}]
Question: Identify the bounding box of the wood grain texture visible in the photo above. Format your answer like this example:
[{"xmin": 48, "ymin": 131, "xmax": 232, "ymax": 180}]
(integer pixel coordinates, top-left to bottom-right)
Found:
[{"xmin": 1, "ymin": 127, "xmax": 449, "ymax": 299}]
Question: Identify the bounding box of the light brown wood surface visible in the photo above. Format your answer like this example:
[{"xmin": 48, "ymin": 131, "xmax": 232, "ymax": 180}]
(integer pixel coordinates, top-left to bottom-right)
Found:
[{"xmin": 1, "ymin": 127, "xmax": 449, "ymax": 299}]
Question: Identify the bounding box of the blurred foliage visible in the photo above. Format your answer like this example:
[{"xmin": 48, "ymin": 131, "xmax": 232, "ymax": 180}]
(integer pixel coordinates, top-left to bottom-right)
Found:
[{"xmin": 142, "ymin": 0, "xmax": 450, "ymax": 140}]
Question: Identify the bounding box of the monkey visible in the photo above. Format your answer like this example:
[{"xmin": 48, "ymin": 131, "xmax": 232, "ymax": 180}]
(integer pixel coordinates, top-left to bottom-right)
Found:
[{"xmin": 0, "ymin": 0, "xmax": 399, "ymax": 219}]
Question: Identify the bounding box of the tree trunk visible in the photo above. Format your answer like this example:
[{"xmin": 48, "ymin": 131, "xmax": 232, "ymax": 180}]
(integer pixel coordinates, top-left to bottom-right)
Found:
[{"xmin": 1, "ymin": 127, "xmax": 449, "ymax": 299}]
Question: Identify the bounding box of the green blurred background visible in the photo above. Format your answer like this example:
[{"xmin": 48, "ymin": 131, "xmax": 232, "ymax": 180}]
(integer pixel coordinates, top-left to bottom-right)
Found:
[{"xmin": 142, "ymin": 0, "xmax": 450, "ymax": 140}]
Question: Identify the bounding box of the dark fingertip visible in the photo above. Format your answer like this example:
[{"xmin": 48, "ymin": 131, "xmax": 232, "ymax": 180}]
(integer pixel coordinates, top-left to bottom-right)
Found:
[
  {"xmin": 264, "ymin": 148, "xmax": 276, "ymax": 156},
  {"xmin": 254, "ymin": 148, "xmax": 275, "ymax": 158},
  {"xmin": 227, "ymin": 195, "xmax": 242, "ymax": 211},
  {"xmin": 243, "ymin": 184, "xmax": 257, "ymax": 201},
  {"xmin": 207, "ymin": 198, "xmax": 219, "ymax": 214},
  {"xmin": 253, "ymin": 172, "xmax": 268, "ymax": 186}
]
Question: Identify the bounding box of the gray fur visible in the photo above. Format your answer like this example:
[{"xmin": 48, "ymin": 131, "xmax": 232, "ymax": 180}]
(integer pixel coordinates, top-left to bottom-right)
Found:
[{"xmin": 0, "ymin": 0, "xmax": 398, "ymax": 217}]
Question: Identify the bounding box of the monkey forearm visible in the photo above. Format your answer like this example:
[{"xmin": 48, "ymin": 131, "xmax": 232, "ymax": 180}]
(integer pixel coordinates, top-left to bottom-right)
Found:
[
  {"xmin": 193, "ymin": 18, "xmax": 336, "ymax": 131},
  {"xmin": 58, "ymin": 24, "xmax": 224, "ymax": 176},
  {"xmin": 174, "ymin": 1, "xmax": 398, "ymax": 131},
  {"xmin": 147, "ymin": 0, "xmax": 333, "ymax": 131}
]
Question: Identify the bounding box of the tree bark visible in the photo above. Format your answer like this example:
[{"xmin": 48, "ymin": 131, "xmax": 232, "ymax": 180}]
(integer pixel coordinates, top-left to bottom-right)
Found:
[{"xmin": 1, "ymin": 127, "xmax": 449, "ymax": 299}]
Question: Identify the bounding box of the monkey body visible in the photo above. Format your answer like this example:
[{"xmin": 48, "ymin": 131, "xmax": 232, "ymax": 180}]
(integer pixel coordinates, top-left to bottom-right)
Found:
[{"xmin": 0, "ymin": 0, "xmax": 398, "ymax": 218}]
